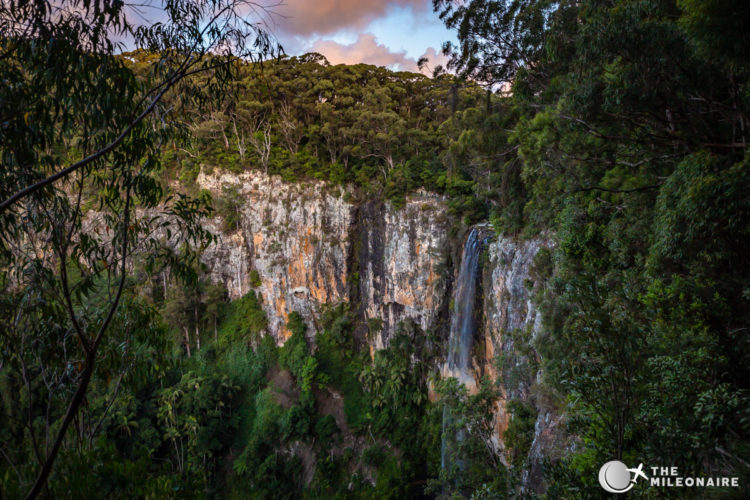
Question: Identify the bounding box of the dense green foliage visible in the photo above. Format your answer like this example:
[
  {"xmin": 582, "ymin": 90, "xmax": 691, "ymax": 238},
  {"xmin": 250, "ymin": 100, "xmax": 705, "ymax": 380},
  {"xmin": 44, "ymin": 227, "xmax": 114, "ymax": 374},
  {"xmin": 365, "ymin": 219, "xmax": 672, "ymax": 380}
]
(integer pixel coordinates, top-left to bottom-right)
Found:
[
  {"xmin": 433, "ymin": 0, "xmax": 750, "ymax": 496},
  {"xmin": 165, "ymin": 52, "xmax": 496, "ymax": 214},
  {"xmin": 0, "ymin": 0, "xmax": 278, "ymax": 496},
  {"xmin": 1, "ymin": 283, "xmax": 502, "ymax": 498},
  {"xmin": 431, "ymin": 377, "xmax": 507, "ymax": 498}
]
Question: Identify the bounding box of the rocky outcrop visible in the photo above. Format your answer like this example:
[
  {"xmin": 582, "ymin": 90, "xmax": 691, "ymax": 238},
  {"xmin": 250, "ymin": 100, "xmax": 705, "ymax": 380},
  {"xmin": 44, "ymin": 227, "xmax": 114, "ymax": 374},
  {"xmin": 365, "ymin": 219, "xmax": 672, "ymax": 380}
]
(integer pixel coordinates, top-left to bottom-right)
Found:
[
  {"xmin": 356, "ymin": 193, "xmax": 451, "ymax": 349},
  {"xmin": 481, "ymin": 237, "xmax": 544, "ymax": 399},
  {"xmin": 479, "ymin": 236, "xmax": 564, "ymax": 491},
  {"xmin": 198, "ymin": 170, "xmax": 353, "ymax": 341},
  {"xmin": 197, "ymin": 171, "xmax": 452, "ymax": 344},
  {"xmin": 196, "ymin": 169, "xmax": 564, "ymax": 489}
]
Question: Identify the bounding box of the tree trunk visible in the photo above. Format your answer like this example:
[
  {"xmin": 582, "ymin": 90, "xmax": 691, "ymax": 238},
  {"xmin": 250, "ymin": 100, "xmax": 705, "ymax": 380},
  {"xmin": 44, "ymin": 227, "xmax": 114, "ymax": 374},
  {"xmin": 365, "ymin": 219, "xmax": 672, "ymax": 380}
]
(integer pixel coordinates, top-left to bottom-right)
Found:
[
  {"xmin": 25, "ymin": 357, "xmax": 95, "ymax": 499},
  {"xmin": 194, "ymin": 306, "xmax": 200, "ymax": 351},
  {"xmin": 221, "ymin": 128, "xmax": 229, "ymax": 150},
  {"xmin": 184, "ymin": 326, "xmax": 191, "ymax": 358}
]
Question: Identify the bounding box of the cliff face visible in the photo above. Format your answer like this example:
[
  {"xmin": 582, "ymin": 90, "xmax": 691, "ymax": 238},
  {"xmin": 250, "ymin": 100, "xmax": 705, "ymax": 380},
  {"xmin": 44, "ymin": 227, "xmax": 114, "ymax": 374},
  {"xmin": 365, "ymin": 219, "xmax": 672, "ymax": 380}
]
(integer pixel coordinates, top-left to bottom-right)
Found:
[
  {"xmin": 198, "ymin": 170, "xmax": 353, "ymax": 340},
  {"xmin": 480, "ymin": 237, "xmax": 543, "ymax": 432},
  {"xmin": 197, "ymin": 171, "xmax": 450, "ymax": 344},
  {"xmin": 480, "ymin": 237, "xmax": 564, "ymax": 490},
  {"xmin": 356, "ymin": 194, "xmax": 450, "ymax": 349}
]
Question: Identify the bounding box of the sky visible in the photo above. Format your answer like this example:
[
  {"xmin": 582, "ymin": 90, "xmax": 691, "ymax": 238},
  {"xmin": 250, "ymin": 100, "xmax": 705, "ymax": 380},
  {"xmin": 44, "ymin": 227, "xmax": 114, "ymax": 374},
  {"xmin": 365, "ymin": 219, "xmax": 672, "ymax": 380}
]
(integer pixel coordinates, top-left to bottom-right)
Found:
[{"xmin": 260, "ymin": 0, "xmax": 455, "ymax": 74}]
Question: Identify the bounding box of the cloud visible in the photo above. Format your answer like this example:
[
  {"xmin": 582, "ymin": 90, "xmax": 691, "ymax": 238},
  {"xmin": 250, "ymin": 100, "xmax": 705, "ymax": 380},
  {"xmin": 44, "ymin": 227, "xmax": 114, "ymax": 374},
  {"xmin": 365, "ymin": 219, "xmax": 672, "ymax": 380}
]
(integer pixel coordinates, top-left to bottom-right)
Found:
[
  {"xmin": 310, "ymin": 33, "xmax": 414, "ymax": 70},
  {"xmin": 418, "ymin": 46, "xmax": 451, "ymax": 72},
  {"xmin": 269, "ymin": 0, "xmax": 429, "ymax": 37},
  {"xmin": 309, "ymin": 34, "xmax": 450, "ymax": 75}
]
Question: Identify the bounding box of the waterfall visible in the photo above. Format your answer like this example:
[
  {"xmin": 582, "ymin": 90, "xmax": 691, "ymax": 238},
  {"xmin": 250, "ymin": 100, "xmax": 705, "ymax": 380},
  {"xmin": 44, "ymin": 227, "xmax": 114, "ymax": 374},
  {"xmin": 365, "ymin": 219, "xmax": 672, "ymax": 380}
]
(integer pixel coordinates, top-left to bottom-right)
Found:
[
  {"xmin": 444, "ymin": 227, "xmax": 486, "ymax": 387},
  {"xmin": 441, "ymin": 227, "xmax": 488, "ymax": 470}
]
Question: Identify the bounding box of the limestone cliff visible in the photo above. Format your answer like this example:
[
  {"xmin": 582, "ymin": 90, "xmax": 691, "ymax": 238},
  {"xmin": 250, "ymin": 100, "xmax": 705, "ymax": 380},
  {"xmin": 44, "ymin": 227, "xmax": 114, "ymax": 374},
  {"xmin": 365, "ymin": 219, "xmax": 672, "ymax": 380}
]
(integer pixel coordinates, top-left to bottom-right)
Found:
[
  {"xmin": 356, "ymin": 194, "xmax": 450, "ymax": 349},
  {"xmin": 198, "ymin": 170, "xmax": 353, "ymax": 340},
  {"xmin": 480, "ymin": 236, "xmax": 565, "ymax": 491},
  {"xmin": 196, "ymin": 170, "xmax": 451, "ymax": 344}
]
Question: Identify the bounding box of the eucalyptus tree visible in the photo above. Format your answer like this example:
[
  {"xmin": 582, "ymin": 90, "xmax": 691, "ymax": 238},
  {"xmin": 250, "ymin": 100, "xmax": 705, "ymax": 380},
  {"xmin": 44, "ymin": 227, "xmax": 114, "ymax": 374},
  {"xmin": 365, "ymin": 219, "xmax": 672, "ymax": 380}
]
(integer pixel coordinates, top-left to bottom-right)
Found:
[
  {"xmin": 0, "ymin": 0, "xmax": 279, "ymax": 496},
  {"xmin": 432, "ymin": 0, "xmax": 557, "ymax": 87}
]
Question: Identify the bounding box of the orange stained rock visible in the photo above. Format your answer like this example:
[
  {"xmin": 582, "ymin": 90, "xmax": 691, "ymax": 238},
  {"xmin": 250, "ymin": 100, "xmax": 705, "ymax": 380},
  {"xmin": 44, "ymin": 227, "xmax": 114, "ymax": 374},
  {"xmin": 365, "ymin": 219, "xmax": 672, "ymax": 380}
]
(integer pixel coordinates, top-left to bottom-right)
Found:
[
  {"xmin": 495, "ymin": 398, "xmax": 510, "ymax": 440},
  {"xmin": 286, "ymin": 244, "xmax": 310, "ymax": 287},
  {"xmin": 426, "ymin": 379, "xmax": 440, "ymax": 403},
  {"xmin": 484, "ymin": 333, "xmax": 498, "ymax": 381},
  {"xmin": 269, "ymin": 279, "xmax": 291, "ymax": 341},
  {"xmin": 309, "ymin": 276, "xmax": 329, "ymax": 303},
  {"xmin": 395, "ymin": 288, "xmax": 415, "ymax": 307},
  {"xmin": 425, "ymin": 267, "xmax": 438, "ymax": 287},
  {"xmin": 303, "ymin": 234, "xmax": 314, "ymax": 255}
]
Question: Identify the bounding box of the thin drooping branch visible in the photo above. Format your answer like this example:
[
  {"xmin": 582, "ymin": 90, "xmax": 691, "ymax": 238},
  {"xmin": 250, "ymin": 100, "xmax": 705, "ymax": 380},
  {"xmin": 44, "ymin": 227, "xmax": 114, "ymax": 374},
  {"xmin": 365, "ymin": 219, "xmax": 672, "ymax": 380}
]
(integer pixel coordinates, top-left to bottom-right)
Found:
[
  {"xmin": 87, "ymin": 370, "xmax": 127, "ymax": 446},
  {"xmin": 0, "ymin": 81, "xmax": 173, "ymax": 215},
  {"xmin": 39, "ymin": 191, "xmax": 91, "ymax": 353},
  {"xmin": 25, "ymin": 187, "xmax": 132, "ymax": 500},
  {"xmin": 60, "ymin": 255, "xmax": 90, "ymax": 352},
  {"xmin": 0, "ymin": 444, "xmax": 21, "ymax": 482}
]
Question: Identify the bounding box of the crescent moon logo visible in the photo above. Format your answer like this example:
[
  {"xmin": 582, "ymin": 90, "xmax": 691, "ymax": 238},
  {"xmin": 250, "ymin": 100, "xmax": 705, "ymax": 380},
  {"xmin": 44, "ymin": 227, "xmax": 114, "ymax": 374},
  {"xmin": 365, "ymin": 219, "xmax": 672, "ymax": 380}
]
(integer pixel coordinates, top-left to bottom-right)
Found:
[{"xmin": 598, "ymin": 460, "xmax": 635, "ymax": 493}]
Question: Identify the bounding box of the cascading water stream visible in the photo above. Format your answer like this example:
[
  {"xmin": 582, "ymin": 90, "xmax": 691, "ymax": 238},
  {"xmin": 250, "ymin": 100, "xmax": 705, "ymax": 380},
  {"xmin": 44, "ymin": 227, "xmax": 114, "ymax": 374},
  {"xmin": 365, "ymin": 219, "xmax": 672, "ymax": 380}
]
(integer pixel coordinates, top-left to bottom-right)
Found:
[{"xmin": 441, "ymin": 227, "xmax": 488, "ymax": 471}]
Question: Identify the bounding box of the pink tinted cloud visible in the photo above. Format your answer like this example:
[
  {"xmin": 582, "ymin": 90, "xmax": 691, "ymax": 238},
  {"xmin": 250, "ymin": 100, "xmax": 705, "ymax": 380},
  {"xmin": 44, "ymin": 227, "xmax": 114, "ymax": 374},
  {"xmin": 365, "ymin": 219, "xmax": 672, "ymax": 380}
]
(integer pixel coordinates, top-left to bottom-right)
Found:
[
  {"xmin": 311, "ymin": 33, "xmax": 414, "ymax": 70},
  {"xmin": 418, "ymin": 46, "xmax": 451, "ymax": 72},
  {"xmin": 310, "ymin": 33, "xmax": 449, "ymax": 75},
  {"xmin": 272, "ymin": 0, "xmax": 429, "ymax": 36}
]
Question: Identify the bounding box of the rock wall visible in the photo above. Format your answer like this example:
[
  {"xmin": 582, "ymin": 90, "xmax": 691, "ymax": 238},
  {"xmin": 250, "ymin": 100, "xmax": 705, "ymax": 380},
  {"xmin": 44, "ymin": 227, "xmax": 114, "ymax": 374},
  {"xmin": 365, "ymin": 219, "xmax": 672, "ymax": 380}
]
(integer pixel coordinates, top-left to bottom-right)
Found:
[
  {"xmin": 481, "ymin": 237, "xmax": 543, "ymax": 400},
  {"xmin": 480, "ymin": 236, "xmax": 565, "ymax": 491},
  {"xmin": 197, "ymin": 171, "xmax": 451, "ymax": 344},
  {"xmin": 198, "ymin": 170, "xmax": 353, "ymax": 340},
  {"xmin": 356, "ymin": 194, "xmax": 450, "ymax": 349}
]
